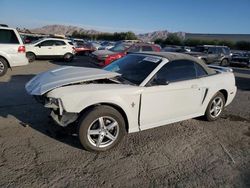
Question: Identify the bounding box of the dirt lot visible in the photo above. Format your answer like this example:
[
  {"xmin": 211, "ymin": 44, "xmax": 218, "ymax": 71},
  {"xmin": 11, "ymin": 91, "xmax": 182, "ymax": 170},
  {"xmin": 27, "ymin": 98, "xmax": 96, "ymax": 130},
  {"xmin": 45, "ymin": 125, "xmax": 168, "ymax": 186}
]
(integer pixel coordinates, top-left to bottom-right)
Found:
[{"xmin": 0, "ymin": 56, "xmax": 250, "ymax": 188}]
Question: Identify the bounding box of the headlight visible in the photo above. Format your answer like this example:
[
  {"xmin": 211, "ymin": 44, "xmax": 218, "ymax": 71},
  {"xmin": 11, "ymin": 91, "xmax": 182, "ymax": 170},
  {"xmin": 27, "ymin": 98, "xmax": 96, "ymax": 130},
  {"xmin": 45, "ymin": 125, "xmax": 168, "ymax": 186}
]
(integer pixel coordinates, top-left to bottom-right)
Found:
[{"xmin": 45, "ymin": 97, "xmax": 59, "ymax": 109}]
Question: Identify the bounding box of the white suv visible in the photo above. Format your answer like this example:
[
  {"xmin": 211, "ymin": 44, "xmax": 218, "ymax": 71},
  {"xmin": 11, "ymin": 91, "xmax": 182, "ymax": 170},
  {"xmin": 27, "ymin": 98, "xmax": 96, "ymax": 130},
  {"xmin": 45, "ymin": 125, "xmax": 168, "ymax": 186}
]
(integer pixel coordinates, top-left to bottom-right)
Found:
[
  {"xmin": 0, "ymin": 25, "xmax": 29, "ymax": 76},
  {"xmin": 26, "ymin": 38, "xmax": 75, "ymax": 62}
]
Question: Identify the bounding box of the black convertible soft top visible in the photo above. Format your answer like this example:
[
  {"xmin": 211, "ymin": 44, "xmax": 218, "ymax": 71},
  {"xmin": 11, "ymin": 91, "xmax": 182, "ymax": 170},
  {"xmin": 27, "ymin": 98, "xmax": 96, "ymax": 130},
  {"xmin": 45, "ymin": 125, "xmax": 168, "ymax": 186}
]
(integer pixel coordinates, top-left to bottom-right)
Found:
[{"xmin": 134, "ymin": 52, "xmax": 216, "ymax": 75}]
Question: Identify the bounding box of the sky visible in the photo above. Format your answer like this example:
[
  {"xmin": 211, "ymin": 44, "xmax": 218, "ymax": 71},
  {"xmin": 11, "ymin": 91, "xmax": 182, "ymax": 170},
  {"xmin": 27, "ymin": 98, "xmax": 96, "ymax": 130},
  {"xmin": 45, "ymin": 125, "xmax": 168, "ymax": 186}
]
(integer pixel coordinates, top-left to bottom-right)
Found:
[{"xmin": 0, "ymin": 0, "xmax": 250, "ymax": 34}]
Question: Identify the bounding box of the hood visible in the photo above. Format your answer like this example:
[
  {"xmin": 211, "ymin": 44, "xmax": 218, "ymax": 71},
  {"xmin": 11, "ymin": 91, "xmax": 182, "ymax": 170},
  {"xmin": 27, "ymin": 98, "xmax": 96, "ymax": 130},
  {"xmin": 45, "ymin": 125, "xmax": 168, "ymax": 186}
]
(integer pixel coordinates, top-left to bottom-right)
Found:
[
  {"xmin": 25, "ymin": 66, "xmax": 120, "ymax": 95},
  {"xmin": 92, "ymin": 50, "xmax": 116, "ymax": 57}
]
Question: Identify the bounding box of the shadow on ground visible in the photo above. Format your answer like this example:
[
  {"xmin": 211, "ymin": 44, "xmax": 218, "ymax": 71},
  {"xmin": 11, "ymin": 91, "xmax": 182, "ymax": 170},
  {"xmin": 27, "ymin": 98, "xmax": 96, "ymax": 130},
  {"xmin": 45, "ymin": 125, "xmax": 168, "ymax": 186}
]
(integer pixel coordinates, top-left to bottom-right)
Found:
[
  {"xmin": 0, "ymin": 74, "xmax": 82, "ymax": 149},
  {"xmin": 233, "ymin": 67, "xmax": 250, "ymax": 91}
]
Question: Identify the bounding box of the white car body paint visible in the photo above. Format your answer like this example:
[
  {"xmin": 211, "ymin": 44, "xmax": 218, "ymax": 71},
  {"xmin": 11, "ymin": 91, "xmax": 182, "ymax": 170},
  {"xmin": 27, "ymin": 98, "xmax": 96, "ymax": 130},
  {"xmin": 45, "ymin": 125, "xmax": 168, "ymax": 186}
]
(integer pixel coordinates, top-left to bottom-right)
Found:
[
  {"xmin": 25, "ymin": 38, "xmax": 75, "ymax": 57},
  {"xmin": 26, "ymin": 54, "xmax": 237, "ymax": 133},
  {"xmin": 0, "ymin": 26, "xmax": 29, "ymax": 67}
]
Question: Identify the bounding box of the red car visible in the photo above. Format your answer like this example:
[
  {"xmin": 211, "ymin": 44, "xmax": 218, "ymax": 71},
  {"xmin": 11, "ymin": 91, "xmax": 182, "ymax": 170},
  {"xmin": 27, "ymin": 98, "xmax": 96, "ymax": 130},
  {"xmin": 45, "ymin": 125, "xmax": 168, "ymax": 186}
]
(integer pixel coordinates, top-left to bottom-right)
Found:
[
  {"xmin": 91, "ymin": 43, "xmax": 161, "ymax": 66},
  {"xmin": 74, "ymin": 41, "xmax": 96, "ymax": 55}
]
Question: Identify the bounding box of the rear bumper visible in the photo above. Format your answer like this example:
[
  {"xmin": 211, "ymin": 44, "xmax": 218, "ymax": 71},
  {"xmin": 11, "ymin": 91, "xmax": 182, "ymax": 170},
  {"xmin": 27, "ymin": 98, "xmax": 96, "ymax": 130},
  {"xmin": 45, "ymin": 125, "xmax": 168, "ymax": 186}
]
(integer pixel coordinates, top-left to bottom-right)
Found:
[{"xmin": 9, "ymin": 58, "xmax": 29, "ymax": 67}]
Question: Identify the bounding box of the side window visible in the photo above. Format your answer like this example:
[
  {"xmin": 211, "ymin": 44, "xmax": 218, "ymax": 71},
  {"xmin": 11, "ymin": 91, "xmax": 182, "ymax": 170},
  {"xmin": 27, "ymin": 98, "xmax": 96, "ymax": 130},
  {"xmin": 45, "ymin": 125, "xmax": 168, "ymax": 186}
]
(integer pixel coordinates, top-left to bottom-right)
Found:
[
  {"xmin": 142, "ymin": 46, "xmax": 153, "ymax": 51},
  {"xmin": 217, "ymin": 48, "xmax": 223, "ymax": 54},
  {"xmin": 0, "ymin": 29, "xmax": 19, "ymax": 44},
  {"xmin": 54, "ymin": 40, "xmax": 66, "ymax": 46},
  {"xmin": 208, "ymin": 47, "xmax": 217, "ymax": 54},
  {"xmin": 194, "ymin": 63, "xmax": 208, "ymax": 77},
  {"xmin": 39, "ymin": 40, "xmax": 55, "ymax": 47},
  {"xmin": 151, "ymin": 60, "xmax": 196, "ymax": 85}
]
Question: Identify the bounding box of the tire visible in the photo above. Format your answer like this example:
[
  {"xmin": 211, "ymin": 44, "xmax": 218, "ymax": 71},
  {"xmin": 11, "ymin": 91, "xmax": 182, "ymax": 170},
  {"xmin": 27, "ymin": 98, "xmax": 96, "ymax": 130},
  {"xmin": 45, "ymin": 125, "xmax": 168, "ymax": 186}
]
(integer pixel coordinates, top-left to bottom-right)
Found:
[
  {"xmin": 204, "ymin": 92, "xmax": 225, "ymax": 121},
  {"xmin": 0, "ymin": 57, "xmax": 8, "ymax": 77},
  {"xmin": 63, "ymin": 53, "xmax": 74, "ymax": 62},
  {"xmin": 220, "ymin": 59, "xmax": 229, "ymax": 67},
  {"xmin": 78, "ymin": 105, "xmax": 126, "ymax": 152},
  {"xmin": 26, "ymin": 52, "xmax": 36, "ymax": 62}
]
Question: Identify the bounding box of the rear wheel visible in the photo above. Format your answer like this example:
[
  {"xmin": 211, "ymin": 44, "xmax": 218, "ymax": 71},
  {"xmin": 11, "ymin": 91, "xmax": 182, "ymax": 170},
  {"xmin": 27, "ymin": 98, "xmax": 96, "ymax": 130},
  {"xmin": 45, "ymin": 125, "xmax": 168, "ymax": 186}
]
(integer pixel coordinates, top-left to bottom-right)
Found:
[
  {"xmin": 64, "ymin": 53, "xmax": 74, "ymax": 62},
  {"xmin": 78, "ymin": 105, "xmax": 126, "ymax": 152},
  {"xmin": 204, "ymin": 92, "xmax": 225, "ymax": 121},
  {"xmin": 26, "ymin": 52, "xmax": 36, "ymax": 62},
  {"xmin": 0, "ymin": 57, "xmax": 8, "ymax": 77}
]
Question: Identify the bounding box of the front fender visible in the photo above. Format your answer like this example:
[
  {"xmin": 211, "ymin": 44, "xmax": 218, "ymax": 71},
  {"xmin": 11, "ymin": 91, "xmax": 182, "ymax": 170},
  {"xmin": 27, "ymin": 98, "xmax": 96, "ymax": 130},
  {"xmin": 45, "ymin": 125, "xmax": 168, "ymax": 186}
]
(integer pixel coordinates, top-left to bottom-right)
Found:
[{"xmin": 60, "ymin": 92, "xmax": 141, "ymax": 133}]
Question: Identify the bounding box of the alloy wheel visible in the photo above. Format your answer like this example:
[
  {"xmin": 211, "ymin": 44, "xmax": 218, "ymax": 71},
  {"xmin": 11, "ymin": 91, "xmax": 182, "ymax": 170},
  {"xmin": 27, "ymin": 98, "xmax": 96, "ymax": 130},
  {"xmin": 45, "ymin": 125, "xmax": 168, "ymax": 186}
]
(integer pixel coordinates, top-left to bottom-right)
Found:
[
  {"xmin": 87, "ymin": 116, "xmax": 119, "ymax": 148},
  {"xmin": 0, "ymin": 61, "xmax": 4, "ymax": 73},
  {"xmin": 210, "ymin": 97, "xmax": 223, "ymax": 118}
]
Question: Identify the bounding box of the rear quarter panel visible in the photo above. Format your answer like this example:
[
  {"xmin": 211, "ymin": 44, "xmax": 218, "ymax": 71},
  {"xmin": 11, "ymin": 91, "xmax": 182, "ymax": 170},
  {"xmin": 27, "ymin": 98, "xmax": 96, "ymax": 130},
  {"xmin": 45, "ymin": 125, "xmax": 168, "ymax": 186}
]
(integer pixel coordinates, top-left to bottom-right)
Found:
[{"xmin": 199, "ymin": 71, "xmax": 236, "ymax": 113}]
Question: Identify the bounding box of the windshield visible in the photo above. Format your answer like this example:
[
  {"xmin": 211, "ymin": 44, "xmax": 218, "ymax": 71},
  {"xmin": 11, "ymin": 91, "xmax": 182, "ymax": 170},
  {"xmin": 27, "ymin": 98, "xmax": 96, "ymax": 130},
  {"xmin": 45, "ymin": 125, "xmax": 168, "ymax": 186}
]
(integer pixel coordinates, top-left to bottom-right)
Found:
[
  {"xmin": 110, "ymin": 44, "xmax": 130, "ymax": 52},
  {"xmin": 104, "ymin": 54, "xmax": 161, "ymax": 85}
]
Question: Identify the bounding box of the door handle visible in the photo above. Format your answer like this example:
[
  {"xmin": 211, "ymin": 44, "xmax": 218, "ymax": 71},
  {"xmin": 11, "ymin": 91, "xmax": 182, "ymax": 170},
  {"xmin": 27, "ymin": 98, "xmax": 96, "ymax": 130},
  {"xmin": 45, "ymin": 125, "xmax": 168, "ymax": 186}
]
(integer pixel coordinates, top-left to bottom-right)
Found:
[
  {"xmin": 191, "ymin": 84, "xmax": 198, "ymax": 89},
  {"xmin": 48, "ymin": 47, "xmax": 52, "ymax": 49},
  {"xmin": 62, "ymin": 47, "xmax": 66, "ymax": 49}
]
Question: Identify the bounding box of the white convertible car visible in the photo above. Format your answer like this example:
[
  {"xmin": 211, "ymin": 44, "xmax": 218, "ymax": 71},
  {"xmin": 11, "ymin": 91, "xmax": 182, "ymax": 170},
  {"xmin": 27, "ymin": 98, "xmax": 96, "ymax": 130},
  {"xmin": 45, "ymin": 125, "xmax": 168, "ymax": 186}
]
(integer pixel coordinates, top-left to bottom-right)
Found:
[{"xmin": 26, "ymin": 52, "xmax": 237, "ymax": 152}]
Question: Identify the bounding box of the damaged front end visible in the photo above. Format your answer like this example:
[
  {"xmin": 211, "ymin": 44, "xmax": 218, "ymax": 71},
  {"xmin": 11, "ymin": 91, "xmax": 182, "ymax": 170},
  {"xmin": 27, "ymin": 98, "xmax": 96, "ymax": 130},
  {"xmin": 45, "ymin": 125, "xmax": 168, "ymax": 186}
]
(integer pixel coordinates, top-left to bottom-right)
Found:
[{"xmin": 35, "ymin": 95, "xmax": 78, "ymax": 127}]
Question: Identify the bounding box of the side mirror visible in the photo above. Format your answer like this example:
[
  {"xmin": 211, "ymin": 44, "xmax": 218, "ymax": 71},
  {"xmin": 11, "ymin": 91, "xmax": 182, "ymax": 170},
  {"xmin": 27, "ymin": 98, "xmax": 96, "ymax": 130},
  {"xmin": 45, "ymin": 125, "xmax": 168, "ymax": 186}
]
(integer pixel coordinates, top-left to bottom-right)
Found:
[{"xmin": 155, "ymin": 78, "xmax": 169, "ymax": 85}]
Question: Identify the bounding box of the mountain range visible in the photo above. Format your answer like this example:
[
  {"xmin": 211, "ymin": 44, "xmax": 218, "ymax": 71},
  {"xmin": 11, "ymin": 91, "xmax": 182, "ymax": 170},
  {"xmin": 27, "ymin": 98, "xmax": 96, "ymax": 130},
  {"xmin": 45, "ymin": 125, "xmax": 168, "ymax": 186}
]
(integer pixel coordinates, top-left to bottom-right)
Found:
[
  {"xmin": 29, "ymin": 24, "xmax": 175, "ymax": 41},
  {"xmin": 27, "ymin": 24, "xmax": 250, "ymax": 42}
]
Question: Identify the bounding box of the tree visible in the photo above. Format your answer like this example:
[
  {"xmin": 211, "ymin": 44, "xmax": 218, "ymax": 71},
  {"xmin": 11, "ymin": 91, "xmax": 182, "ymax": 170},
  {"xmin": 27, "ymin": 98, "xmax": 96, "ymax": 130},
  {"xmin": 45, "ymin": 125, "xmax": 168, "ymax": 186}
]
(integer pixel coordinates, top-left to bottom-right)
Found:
[
  {"xmin": 235, "ymin": 41, "xmax": 250, "ymax": 51},
  {"xmin": 164, "ymin": 33, "xmax": 183, "ymax": 46}
]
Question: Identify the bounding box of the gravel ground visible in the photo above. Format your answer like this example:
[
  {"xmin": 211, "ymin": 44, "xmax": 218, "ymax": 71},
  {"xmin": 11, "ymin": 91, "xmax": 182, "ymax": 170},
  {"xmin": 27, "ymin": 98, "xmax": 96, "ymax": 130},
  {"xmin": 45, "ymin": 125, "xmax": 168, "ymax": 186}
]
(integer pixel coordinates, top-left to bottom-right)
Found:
[{"xmin": 0, "ymin": 56, "xmax": 249, "ymax": 188}]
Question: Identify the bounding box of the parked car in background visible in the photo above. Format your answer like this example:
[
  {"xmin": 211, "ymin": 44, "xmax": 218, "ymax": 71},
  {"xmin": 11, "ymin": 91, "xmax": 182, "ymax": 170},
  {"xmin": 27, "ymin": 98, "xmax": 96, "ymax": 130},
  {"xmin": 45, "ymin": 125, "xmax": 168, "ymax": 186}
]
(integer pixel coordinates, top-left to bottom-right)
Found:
[
  {"xmin": 25, "ymin": 52, "xmax": 237, "ymax": 152},
  {"xmin": 230, "ymin": 50, "xmax": 250, "ymax": 68},
  {"xmin": 91, "ymin": 43, "xmax": 161, "ymax": 66},
  {"xmin": 22, "ymin": 35, "xmax": 44, "ymax": 44},
  {"xmin": 0, "ymin": 25, "xmax": 29, "ymax": 76},
  {"xmin": 88, "ymin": 42, "xmax": 102, "ymax": 51},
  {"xmin": 99, "ymin": 41, "xmax": 115, "ymax": 50},
  {"xmin": 162, "ymin": 45, "xmax": 190, "ymax": 53},
  {"xmin": 71, "ymin": 39, "xmax": 94, "ymax": 56},
  {"xmin": 25, "ymin": 38, "xmax": 75, "ymax": 62},
  {"xmin": 187, "ymin": 45, "xmax": 231, "ymax": 66}
]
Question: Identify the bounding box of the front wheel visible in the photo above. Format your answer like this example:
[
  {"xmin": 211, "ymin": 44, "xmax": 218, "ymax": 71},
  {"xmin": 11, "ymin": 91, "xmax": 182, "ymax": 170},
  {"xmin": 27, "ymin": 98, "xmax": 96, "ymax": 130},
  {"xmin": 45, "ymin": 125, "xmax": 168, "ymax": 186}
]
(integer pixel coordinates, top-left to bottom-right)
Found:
[
  {"xmin": 78, "ymin": 105, "xmax": 126, "ymax": 152},
  {"xmin": 26, "ymin": 52, "xmax": 36, "ymax": 62},
  {"xmin": 204, "ymin": 92, "xmax": 225, "ymax": 121},
  {"xmin": 220, "ymin": 59, "xmax": 229, "ymax": 67}
]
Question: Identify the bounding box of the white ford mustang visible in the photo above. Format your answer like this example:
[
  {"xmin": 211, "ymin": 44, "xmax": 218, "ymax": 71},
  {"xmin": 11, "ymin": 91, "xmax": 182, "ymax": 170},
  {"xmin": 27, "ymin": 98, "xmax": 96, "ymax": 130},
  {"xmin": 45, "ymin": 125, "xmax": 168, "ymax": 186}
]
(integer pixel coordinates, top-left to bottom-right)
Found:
[{"xmin": 26, "ymin": 52, "xmax": 237, "ymax": 152}]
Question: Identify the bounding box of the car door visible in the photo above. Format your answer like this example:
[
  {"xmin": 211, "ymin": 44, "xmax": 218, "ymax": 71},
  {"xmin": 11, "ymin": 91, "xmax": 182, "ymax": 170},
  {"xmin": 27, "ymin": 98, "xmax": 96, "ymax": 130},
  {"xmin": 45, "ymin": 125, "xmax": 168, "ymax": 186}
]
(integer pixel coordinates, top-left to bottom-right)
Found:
[
  {"xmin": 207, "ymin": 47, "xmax": 219, "ymax": 63},
  {"xmin": 139, "ymin": 60, "xmax": 203, "ymax": 130},
  {"xmin": 53, "ymin": 40, "xmax": 67, "ymax": 56},
  {"xmin": 34, "ymin": 40, "xmax": 56, "ymax": 56}
]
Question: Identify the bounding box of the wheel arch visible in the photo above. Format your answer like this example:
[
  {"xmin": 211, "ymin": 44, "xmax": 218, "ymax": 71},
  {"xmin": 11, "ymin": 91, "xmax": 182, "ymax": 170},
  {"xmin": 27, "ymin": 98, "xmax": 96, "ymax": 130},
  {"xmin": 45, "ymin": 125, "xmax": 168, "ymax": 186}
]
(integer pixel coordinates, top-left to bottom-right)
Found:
[
  {"xmin": 0, "ymin": 55, "xmax": 11, "ymax": 68},
  {"xmin": 26, "ymin": 51, "xmax": 36, "ymax": 56},
  {"xmin": 218, "ymin": 89, "xmax": 228, "ymax": 104},
  {"xmin": 78, "ymin": 102, "xmax": 129, "ymax": 133}
]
